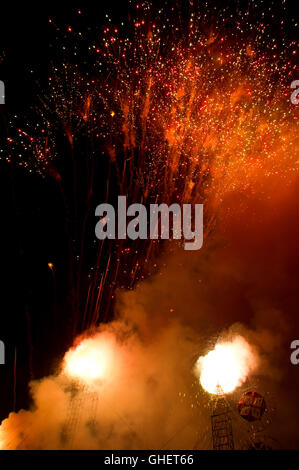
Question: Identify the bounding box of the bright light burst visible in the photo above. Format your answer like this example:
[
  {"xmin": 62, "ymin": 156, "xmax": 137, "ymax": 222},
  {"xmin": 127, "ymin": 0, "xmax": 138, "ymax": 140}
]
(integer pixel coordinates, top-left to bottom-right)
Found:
[
  {"xmin": 63, "ymin": 335, "xmax": 115, "ymax": 383},
  {"xmin": 3, "ymin": 1, "xmax": 298, "ymax": 329},
  {"xmin": 195, "ymin": 336, "xmax": 258, "ymax": 394}
]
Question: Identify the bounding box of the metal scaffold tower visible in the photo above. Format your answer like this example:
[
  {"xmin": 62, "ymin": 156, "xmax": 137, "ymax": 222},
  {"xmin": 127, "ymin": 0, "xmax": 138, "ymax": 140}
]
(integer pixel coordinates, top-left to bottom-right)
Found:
[
  {"xmin": 211, "ymin": 386, "xmax": 234, "ymax": 450},
  {"xmin": 60, "ymin": 380, "xmax": 101, "ymax": 449},
  {"xmin": 61, "ymin": 381, "xmax": 87, "ymax": 448}
]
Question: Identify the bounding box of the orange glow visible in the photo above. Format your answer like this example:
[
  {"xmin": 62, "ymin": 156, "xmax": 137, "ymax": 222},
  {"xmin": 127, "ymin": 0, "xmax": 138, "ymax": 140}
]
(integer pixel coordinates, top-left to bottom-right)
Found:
[
  {"xmin": 63, "ymin": 335, "xmax": 116, "ymax": 384},
  {"xmin": 195, "ymin": 336, "xmax": 257, "ymax": 394}
]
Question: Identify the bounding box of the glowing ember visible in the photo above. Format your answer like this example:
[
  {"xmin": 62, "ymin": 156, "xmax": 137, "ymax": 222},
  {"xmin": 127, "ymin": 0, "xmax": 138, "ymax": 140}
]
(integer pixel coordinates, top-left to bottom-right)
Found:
[
  {"xmin": 63, "ymin": 335, "xmax": 115, "ymax": 383},
  {"xmin": 195, "ymin": 336, "xmax": 257, "ymax": 394}
]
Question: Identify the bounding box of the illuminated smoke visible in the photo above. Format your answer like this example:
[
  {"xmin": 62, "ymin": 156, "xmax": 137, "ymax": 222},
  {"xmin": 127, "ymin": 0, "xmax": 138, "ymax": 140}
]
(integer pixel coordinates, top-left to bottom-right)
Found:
[{"xmin": 194, "ymin": 336, "xmax": 258, "ymax": 395}]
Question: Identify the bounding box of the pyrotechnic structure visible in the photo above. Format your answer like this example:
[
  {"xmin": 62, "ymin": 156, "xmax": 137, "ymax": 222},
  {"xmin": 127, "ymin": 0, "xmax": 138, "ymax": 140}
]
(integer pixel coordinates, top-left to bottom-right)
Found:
[{"xmin": 210, "ymin": 386, "xmax": 234, "ymax": 450}]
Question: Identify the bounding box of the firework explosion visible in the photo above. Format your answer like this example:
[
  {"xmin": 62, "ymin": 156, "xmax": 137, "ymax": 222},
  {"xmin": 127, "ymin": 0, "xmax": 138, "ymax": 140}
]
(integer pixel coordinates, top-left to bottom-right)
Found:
[
  {"xmin": 63, "ymin": 334, "xmax": 118, "ymax": 384},
  {"xmin": 0, "ymin": 0, "xmax": 298, "ymax": 451},
  {"xmin": 195, "ymin": 336, "xmax": 258, "ymax": 394},
  {"xmin": 4, "ymin": 1, "xmax": 298, "ymax": 331}
]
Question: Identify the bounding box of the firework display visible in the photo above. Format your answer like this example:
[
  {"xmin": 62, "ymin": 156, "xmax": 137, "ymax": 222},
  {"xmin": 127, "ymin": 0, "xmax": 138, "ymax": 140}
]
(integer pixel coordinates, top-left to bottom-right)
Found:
[{"xmin": 0, "ymin": 0, "xmax": 298, "ymax": 454}]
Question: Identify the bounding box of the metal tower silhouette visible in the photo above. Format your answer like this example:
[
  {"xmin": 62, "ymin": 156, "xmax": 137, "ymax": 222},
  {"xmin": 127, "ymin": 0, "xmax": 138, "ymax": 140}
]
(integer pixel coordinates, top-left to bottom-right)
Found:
[{"xmin": 211, "ymin": 385, "xmax": 234, "ymax": 450}]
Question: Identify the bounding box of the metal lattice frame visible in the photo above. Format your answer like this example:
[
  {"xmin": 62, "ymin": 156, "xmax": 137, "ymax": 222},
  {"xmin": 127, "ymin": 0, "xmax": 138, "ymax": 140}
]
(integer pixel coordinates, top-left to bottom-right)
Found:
[{"xmin": 211, "ymin": 388, "xmax": 234, "ymax": 450}]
